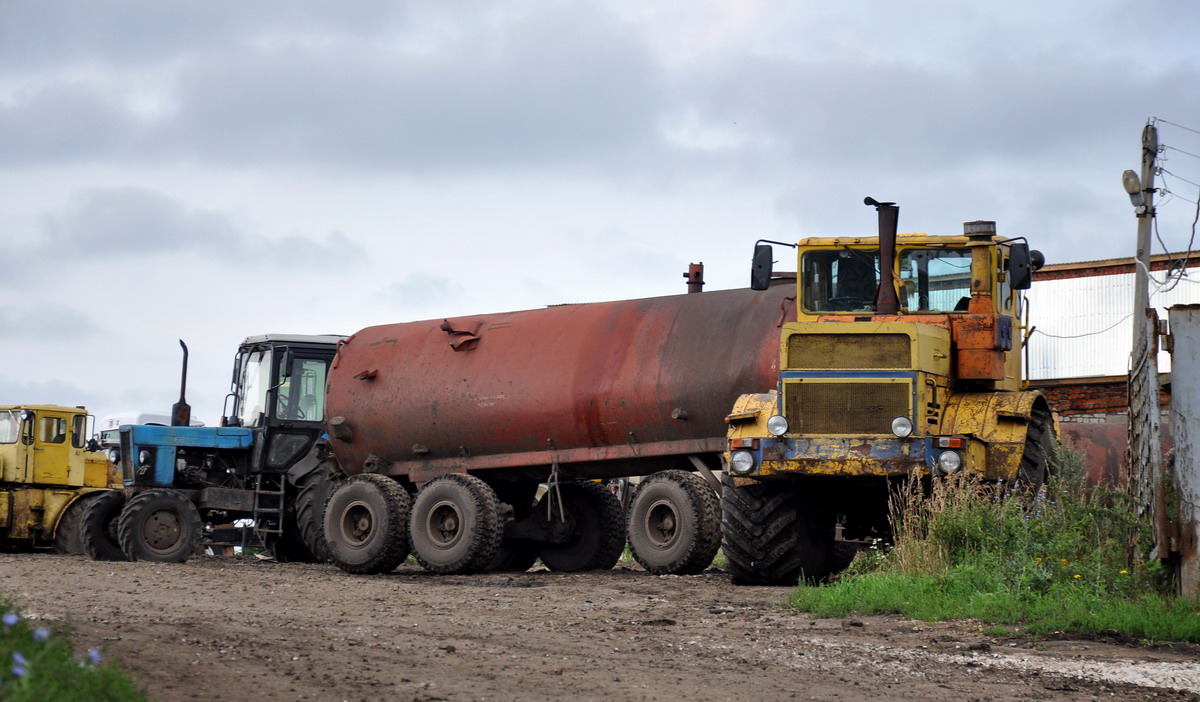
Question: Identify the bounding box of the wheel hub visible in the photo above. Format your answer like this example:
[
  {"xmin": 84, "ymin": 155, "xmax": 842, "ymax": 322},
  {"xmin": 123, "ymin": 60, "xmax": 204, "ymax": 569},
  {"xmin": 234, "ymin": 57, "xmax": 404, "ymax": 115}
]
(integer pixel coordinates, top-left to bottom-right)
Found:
[{"xmin": 645, "ymin": 500, "xmax": 679, "ymax": 549}]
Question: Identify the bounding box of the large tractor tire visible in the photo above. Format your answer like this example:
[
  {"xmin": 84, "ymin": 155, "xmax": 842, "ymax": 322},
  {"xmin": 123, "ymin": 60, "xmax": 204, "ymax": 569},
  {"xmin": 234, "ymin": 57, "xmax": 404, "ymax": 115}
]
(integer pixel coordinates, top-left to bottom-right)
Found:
[
  {"xmin": 118, "ymin": 489, "xmax": 202, "ymax": 563},
  {"xmin": 53, "ymin": 496, "xmax": 88, "ymax": 555},
  {"xmin": 721, "ymin": 475, "xmax": 834, "ymax": 586},
  {"xmin": 1017, "ymin": 406, "xmax": 1054, "ymax": 491},
  {"xmin": 627, "ymin": 470, "xmax": 721, "ymax": 575},
  {"xmin": 293, "ymin": 458, "xmax": 339, "ymax": 562},
  {"xmin": 410, "ymin": 474, "xmax": 502, "ymax": 575},
  {"xmin": 80, "ymin": 491, "xmax": 127, "ymax": 561},
  {"xmin": 538, "ymin": 481, "xmax": 625, "ymax": 573},
  {"xmin": 322, "ymin": 474, "xmax": 412, "ymax": 574}
]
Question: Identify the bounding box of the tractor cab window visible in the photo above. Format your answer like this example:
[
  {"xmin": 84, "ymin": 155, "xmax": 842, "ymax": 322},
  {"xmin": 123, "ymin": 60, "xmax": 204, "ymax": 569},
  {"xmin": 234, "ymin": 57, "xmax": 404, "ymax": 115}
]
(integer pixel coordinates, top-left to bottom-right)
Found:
[
  {"xmin": 801, "ymin": 248, "xmax": 880, "ymax": 312},
  {"xmin": 40, "ymin": 416, "xmax": 67, "ymax": 444},
  {"xmin": 898, "ymin": 248, "xmax": 972, "ymax": 312},
  {"xmin": 0, "ymin": 411, "xmax": 19, "ymax": 444},
  {"xmin": 274, "ymin": 355, "xmax": 330, "ymax": 422},
  {"xmin": 236, "ymin": 349, "xmax": 272, "ymax": 427}
]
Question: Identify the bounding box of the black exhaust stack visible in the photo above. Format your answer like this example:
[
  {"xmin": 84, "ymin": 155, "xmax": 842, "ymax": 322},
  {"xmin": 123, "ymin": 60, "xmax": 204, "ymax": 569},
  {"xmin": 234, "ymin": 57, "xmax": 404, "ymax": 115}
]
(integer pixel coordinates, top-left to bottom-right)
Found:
[
  {"xmin": 865, "ymin": 197, "xmax": 900, "ymax": 315},
  {"xmin": 171, "ymin": 339, "xmax": 192, "ymax": 427}
]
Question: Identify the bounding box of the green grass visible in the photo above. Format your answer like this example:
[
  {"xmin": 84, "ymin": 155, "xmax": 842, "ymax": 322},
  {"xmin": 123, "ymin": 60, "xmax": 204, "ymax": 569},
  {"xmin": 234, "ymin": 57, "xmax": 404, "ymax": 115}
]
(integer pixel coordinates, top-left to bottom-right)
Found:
[
  {"xmin": 789, "ymin": 448, "xmax": 1200, "ymax": 644},
  {"xmin": 0, "ymin": 600, "xmax": 146, "ymax": 701}
]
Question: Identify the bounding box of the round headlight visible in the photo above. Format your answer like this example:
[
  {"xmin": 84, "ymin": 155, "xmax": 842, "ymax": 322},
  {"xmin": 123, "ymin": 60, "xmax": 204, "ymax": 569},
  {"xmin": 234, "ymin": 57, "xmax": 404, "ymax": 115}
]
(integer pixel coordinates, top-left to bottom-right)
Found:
[
  {"xmin": 891, "ymin": 416, "xmax": 914, "ymax": 438},
  {"xmin": 729, "ymin": 450, "xmax": 756, "ymax": 475},
  {"xmin": 767, "ymin": 415, "xmax": 789, "ymax": 437},
  {"xmin": 138, "ymin": 449, "xmax": 152, "ymax": 466},
  {"xmin": 107, "ymin": 448, "xmax": 121, "ymax": 464},
  {"xmin": 937, "ymin": 450, "xmax": 963, "ymax": 474}
]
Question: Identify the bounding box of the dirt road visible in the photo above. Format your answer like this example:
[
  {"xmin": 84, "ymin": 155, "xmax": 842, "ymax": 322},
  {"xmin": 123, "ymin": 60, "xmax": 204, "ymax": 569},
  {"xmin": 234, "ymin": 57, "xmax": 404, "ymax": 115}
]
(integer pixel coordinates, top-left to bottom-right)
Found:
[{"xmin": 2, "ymin": 554, "xmax": 1198, "ymax": 701}]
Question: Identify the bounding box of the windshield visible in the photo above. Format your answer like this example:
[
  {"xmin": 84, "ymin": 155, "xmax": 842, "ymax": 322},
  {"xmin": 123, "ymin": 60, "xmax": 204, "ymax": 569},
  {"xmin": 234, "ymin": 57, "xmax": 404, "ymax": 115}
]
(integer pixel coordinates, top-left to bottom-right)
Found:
[
  {"xmin": 899, "ymin": 248, "xmax": 972, "ymax": 312},
  {"xmin": 801, "ymin": 249, "xmax": 880, "ymax": 312},
  {"xmin": 236, "ymin": 349, "xmax": 272, "ymax": 427},
  {"xmin": 802, "ymin": 246, "xmax": 973, "ymax": 313},
  {"xmin": 0, "ymin": 411, "xmax": 19, "ymax": 444}
]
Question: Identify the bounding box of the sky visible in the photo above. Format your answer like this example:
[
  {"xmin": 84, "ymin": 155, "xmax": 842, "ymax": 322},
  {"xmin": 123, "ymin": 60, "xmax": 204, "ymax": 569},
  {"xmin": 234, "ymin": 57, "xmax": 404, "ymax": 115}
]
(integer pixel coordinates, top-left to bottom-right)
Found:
[{"xmin": 2, "ymin": 0, "xmax": 1199, "ymax": 426}]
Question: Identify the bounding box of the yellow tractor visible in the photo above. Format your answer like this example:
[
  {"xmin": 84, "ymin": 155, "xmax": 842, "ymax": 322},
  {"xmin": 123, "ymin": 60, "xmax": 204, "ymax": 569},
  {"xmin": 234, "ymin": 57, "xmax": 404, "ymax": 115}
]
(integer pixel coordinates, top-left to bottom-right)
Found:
[
  {"xmin": 723, "ymin": 199, "xmax": 1051, "ymax": 585},
  {"xmin": 0, "ymin": 405, "xmax": 125, "ymax": 558}
]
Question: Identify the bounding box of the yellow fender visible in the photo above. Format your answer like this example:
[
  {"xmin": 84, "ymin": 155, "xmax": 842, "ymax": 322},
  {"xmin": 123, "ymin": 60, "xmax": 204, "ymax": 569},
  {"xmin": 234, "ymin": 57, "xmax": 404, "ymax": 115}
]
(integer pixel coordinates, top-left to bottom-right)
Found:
[{"xmin": 940, "ymin": 390, "xmax": 1049, "ymax": 481}]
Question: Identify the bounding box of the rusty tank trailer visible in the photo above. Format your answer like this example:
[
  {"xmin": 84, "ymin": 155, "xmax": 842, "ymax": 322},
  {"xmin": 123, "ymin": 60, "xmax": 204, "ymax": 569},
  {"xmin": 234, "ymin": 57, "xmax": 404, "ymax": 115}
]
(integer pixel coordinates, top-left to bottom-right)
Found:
[{"xmin": 312, "ymin": 280, "xmax": 796, "ymax": 577}]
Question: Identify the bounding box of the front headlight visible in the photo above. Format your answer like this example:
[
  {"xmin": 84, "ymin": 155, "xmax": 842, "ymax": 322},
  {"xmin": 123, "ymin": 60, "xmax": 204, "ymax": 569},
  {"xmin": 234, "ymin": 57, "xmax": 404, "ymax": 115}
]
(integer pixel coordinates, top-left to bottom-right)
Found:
[
  {"xmin": 891, "ymin": 416, "xmax": 914, "ymax": 438},
  {"xmin": 937, "ymin": 450, "xmax": 963, "ymax": 474},
  {"xmin": 766, "ymin": 415, "xmax": 789, "ymax": 437},
  {"xmin": 138, "ymin": 449, "xmax": 153, "ymax": 467},
  {"xmin": 107, "ymin": 448, "xmax": 121, "ymax": 464},
  {"xmin": 729, "ymin": 450, "xmax": 756, "ymax": 475}
]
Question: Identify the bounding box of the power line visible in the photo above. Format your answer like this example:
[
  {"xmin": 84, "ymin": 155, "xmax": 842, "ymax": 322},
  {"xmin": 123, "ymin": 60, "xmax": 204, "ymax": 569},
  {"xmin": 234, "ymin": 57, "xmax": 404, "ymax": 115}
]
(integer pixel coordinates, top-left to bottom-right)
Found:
[
  {"xmin": 1164, "ymin": 144, "xmax": 1200, "ymax": 161},
  {"xmin": 1155, "ymin": 117, "xmax": 1200, "ymax": 138}
]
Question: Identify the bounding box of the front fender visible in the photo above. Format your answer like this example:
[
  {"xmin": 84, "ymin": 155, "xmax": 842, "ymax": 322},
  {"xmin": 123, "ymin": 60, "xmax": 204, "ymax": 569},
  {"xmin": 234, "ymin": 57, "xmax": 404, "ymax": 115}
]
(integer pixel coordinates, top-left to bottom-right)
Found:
[{"xmin": 940, "ymin": 390, "xmax": 1049, "ymax": 480}]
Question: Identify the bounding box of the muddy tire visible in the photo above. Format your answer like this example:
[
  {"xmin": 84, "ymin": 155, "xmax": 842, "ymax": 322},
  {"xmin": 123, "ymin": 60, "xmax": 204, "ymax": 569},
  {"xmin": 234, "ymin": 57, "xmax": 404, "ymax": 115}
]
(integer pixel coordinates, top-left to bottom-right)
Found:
[
  {"xmin": 539, "ymin": 481, "xmax": 625, "ymax": 573},
  {"xmin": 53, "ymin": 496, "xmax": 87, "ymax": 555},
  {"xmin": 721, "ymin": 475, "xmax": 834, "ymax": 586},
  {"xmin": 322, "ymin": 474, "xmax": 412, "ymax": 574},
  {"xmin": 627, "ymin": 470, "xmax": 721, "ymax": 575},
  {"xmin": 1017, "ymin": 406, "xmax": 1054, "ymax": 491},
  {"xmin": 118, "ymin": 489, "xmax": 202, "ymax": 563},
  {"xmin": 81, "ymin": 491, "xmax": 127, "ymax": 561},
  {"xmin": 410, "ymin": 474, "xmax": 502, "ymax": 575},
  {"xmin": 294, "ymin": 459, "xmax": 339, "ymax": 562}
]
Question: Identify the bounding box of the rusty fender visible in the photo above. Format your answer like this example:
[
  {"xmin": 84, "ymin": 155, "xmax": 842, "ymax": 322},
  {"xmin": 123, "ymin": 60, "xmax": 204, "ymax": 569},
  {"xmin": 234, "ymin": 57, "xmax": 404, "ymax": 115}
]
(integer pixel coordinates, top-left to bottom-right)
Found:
[{"xmin": 940, "ymin": 390, "xmax": 1047, "ymax": 481}]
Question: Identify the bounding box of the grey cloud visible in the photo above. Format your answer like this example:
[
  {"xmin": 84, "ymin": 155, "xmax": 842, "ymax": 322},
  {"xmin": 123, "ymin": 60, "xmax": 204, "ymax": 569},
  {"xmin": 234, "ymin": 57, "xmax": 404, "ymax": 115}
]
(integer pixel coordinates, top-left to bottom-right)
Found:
[
  {"xmin": 0, "ymin": 5, "xmax": 666, "ymax": 174},
  {"xmin": 163, "ymin": 7, "xmax": 664, "ymax": 172},
  {"xmin": 19, "ymin": 188, "xmax": 364, "ymax": 271},
  {"xmin": 0, "ymin": 1, "xmax": 406, "ymax": 69},
  {"xmin": 0, "ymin": 305, "xmax": 99, "ymax": 338}
]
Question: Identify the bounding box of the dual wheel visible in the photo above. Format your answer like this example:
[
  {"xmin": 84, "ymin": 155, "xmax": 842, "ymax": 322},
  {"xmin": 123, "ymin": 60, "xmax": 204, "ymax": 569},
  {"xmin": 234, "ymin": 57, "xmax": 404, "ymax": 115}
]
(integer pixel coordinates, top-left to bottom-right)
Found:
[{"xmin": 321, "ymin": 474, "xmax": 626, "ymax": 576}]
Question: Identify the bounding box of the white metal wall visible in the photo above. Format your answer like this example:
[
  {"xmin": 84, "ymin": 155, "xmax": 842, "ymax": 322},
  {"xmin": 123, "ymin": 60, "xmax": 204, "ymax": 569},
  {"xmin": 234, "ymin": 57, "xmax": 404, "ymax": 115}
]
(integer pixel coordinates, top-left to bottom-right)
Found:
[{"xmin": 1024, "ymin": 271, "xmax": 1200, "ymax": 380}]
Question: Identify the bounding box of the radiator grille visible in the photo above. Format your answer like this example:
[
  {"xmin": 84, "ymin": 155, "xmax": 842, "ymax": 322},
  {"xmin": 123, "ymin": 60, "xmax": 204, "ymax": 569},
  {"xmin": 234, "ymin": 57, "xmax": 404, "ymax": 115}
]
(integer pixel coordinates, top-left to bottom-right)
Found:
[
  {"xmin": 784, "ymin": 381, "xmax": 911, "ymax": 434},
  {"xmin": 787, "ymin": 333, "xmax": 910, "ymax": 370}
]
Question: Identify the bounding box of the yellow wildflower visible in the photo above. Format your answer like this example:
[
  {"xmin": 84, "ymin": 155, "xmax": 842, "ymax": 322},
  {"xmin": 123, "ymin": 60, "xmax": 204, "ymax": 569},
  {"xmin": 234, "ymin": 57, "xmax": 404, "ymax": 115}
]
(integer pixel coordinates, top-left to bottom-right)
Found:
[
  {"xmin": 1073, "ymin": 574, "xmax": 1081, "ymax": 579},
  {"xmin": 1034, "ymin": 557, "xmax": 1043, "ymax": 563},
  {"xmin": 1119, "ymin": 569, "xmax": 1128, "ymax": 575},
  {"xmin": 1060, "ymin": 558, "xmax": 1069, "ymax": 565}
]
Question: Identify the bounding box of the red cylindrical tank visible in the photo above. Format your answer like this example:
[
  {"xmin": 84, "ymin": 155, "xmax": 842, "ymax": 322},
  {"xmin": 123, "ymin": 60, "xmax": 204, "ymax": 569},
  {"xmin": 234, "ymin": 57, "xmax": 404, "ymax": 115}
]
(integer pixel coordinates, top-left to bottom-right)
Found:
[{"xmin": 325, "ymin": 283, "xmax": 793, "ymax": 483}]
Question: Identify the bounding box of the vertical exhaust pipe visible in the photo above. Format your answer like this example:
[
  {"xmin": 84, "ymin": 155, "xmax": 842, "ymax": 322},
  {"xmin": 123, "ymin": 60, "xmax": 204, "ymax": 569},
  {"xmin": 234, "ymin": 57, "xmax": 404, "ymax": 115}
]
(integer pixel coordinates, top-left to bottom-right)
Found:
[
  {"xmin": 171, "ymin": 339, "xmax": 192, "ymax": 427},
  {"xmin": 683, "ymin": 262, "xmax": 705, "ymax": 294},
  {"xmin": 865, "ymin": 197, "xmax": 900, "ymax": 315}
]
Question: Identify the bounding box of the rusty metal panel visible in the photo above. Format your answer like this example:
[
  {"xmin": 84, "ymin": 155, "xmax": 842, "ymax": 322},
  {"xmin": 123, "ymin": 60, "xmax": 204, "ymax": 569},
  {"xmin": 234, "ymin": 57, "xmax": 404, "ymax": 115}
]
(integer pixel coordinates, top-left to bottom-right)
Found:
[
  {"xmin": 326, "ymin": 284, "xmax": 793, "ymax": 478},
  {"xmin": 1167, "ymin": 305, "xmax": 1200, "ymax": 595},
  {"xmin": 788, "ymin": 333, "xmax": 909, "ymax": 370}
]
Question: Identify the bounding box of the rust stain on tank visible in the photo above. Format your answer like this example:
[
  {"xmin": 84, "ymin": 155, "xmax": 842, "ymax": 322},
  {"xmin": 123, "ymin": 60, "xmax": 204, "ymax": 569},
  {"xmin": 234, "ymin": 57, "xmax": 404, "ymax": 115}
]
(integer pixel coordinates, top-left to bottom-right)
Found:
[{"xmin": 325, "ymin": 284, "xmax": 794, "ymax": 477}]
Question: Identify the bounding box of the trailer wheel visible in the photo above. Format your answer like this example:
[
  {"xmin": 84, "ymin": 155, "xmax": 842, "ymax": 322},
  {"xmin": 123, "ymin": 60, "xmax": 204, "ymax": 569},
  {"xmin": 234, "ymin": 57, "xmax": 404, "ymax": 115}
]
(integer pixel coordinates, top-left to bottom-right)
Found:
[
  {"xmin": 81, "ymin": 491, "xmax": 127, "ymax": 561},
  {"xmin": 118, "ymin": 489, "xmax": 202, "ymax": 563},
  {"xmin": 1017, "ymin": 407, "xmax": 1054, "ymax": 491},
  {"xmin": 410, "ymin": 474, "xmax": 502, "ymax": 575},
  {"xmin": 721, "ymin": 475, "xmax": 834, "ymax": 586},
  {"xmin": 322, "ymin": 474, "xmax": 412, "ymax": 574},
  {"xmin": 627, "ymin": 470, "xmax": 721, "ymax": 575},
  {"xmin": 539, "ymin": 481, "xmax": 625, "ymax": 572}
]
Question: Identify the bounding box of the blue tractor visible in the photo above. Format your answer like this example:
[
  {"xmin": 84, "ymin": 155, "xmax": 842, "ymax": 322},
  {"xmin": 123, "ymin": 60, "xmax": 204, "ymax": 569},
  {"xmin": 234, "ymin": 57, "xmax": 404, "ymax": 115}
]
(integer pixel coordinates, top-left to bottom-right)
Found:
[{"xmin": 102, "ymin": 334, "xmax": 342, "ymax": 562}]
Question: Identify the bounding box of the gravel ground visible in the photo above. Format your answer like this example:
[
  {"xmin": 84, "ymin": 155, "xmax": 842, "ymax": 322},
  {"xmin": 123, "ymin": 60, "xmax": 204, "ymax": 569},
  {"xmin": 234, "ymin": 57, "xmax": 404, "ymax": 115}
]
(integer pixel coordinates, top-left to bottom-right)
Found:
[{"xmin": 2, "ymin": 553, "xmax": 1198, "ymax": 701}]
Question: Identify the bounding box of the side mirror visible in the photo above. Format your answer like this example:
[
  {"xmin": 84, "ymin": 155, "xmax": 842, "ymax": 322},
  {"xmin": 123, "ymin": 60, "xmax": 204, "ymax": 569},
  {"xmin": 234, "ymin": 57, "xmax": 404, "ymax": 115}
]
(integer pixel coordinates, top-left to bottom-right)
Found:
[
  {"xmin": 1007, "ymin": 243, "xmax": 1044, "ymax": 290},
  {"xmin": 750, "ymin": 244, "xmax": 774, "ymax": 291}
]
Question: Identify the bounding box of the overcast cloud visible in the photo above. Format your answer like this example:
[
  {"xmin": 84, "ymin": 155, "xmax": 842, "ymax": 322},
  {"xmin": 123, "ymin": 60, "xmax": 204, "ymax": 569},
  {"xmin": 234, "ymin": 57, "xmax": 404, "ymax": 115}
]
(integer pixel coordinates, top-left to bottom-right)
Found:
[{"xmin": 1, "ymin": 0, "xmax": 1198, "ymax": 424}]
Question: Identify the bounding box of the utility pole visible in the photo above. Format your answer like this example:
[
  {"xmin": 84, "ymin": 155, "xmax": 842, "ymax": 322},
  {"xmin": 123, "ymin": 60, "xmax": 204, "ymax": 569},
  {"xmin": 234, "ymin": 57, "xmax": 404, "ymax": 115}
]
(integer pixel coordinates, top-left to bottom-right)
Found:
[{"xmin": 1125, "ymin": 122, "xmax": 1164, "ymax": 557}]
